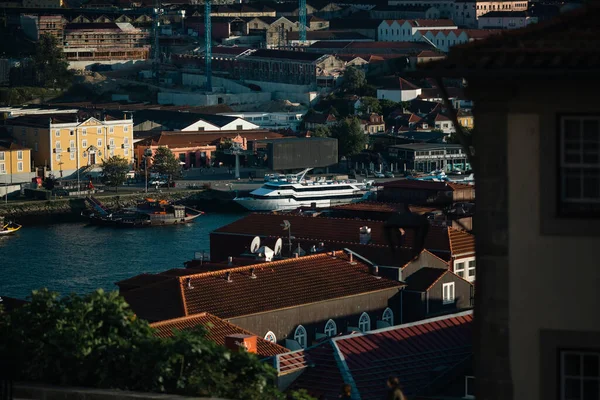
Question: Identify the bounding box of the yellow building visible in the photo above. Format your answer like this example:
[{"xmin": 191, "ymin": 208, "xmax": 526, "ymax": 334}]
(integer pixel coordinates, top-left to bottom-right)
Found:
[
  {"xmin": 0, "ymin": 141, "xmax": 32, "ymax": 181},
  {"xmin": 5, "ymin": 112, "xmax": 134, "ymax": 176},
  {"xmin": 457, "ymin": 110, "xmax": 474, "ymax": 129}
]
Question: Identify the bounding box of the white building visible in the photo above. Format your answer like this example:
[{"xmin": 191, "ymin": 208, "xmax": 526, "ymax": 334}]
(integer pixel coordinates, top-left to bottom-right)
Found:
[
  {"xmin": 378, "ymin": 19, "xmax": 458, "ymax": 42},
  {"xmin": 377, "ymin": 77, "xmax": 422, "ymax": 102},
  {"xmin": 219, "ymin": 111, "xmax": 307, "ymax": 131},
  {"xmin": 433, "ymin": 113, "xmax": 455, "ymax": 133},
  {"xmin": 387, "ymin": 0, "xmax": 456, "ymax": 19},
  {"xmin": 453, "ymin": 0, "xmax": 529, "ymax": 28},
  {"xmin": 478, "ymin": 10, "xmax": 531, "ymax": 29}
]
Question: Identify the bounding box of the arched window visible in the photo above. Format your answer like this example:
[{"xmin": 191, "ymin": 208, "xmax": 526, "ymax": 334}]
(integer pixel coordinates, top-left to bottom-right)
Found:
[
  {"xmin": 382, "ymin": 308, "xmax": 394, "ymax": 326},
  {"xmin": 294, "ymin": 325, "xmax": 307, "ymax": 348},
  {"xmin": 264, "ymin": 331, "xmax": 277, "ymax": 343},
  {"xmin": 358, "ymin": 312, "xmax": 371, "ymax": 332},
  {"xmin": 324, "ymin": 319, "xmax": 337, "ymax": 337}
]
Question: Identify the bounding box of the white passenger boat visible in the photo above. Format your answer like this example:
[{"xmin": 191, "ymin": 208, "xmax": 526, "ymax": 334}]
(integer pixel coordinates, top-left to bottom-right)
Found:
[{"xmin": 234, "ymin": 168, "xmax": 371, "ymax": 211}]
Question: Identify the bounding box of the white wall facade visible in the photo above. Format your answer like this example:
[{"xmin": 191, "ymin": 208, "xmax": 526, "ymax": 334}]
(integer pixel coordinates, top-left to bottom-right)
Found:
[
  {"xmin": 478, "ymin": 15, "xmax": 528, "ymax": 29},
  {"xmin": 377, "ymin": 88, "xmax": 422, "ymax": 102},
  {"xmin": 377, "ymin": 20, "xmax": 458, "ymax": 42}
]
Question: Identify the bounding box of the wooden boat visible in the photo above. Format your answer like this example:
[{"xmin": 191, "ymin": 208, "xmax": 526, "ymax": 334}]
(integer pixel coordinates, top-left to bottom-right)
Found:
[
  {"xmin": 83, "ymin": 197, "xmax": 204, "ymax": 228},
  {"xmin": 0, "ymin": 217, "xmax": 21, "ymax": 236}
]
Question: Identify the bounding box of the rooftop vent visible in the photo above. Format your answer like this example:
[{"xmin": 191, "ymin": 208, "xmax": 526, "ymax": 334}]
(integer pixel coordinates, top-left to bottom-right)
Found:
[
  {"xmin": 186, "ymin": 277, "xmax": 194, "ymax": 289},
  {"xmin": 250, "ymin": 268, "xmax": 257, "ymax": 279},
  {"xmin": 225, "ymin": 272, "xmax": 232, "ymax": 282},
  {"xmin": 224, "ymin": 334, "xmax": 257, "ymax": 354},
  {"xmin": 359, "ymin": 226, "xmax": 371, "ymax": 244}
]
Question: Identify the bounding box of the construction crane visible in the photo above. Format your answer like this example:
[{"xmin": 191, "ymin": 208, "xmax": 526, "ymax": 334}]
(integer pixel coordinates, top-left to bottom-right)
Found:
[
  {"xmin": 298, "ymin": 0, "xmax": 306, "ymax": 43},
  {"xmin": 205, "ymin": 0, "xmax": 212, "ymax": 92}
]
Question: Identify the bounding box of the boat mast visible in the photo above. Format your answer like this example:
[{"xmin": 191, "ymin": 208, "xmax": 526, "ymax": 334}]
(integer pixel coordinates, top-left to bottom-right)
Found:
[{"xmin": 297, "ymin": 168, "xmax": 312, "ymax": 182}]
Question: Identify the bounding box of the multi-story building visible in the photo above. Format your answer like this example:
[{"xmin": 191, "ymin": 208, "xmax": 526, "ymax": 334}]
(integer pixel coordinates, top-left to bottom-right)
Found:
[
  {"xmin": 378, "ymin": 19, "xmax": 458, "ymax": 41},
  {"xmin": 5, "ymin": 113, "xmax": 134, "ymax": 176},
  {"xmin": 20, "ymin": 14, "xmax": 66, "ymax": 42},
  {"xmin": 62, "ymin": 22, "xmax": 150, "ymax": 67},
  {"xmin": 387, "ymin": 143, "xmax": 471, "ymax": 172},
  {"xmin": 210, "ymin": 4, "xmax": 276, "ymax": 18},
  {"xmin": 453, "ymin": 0, "xmax": 528, "ymax": 27},
  {"xmin": 0, "ymin": 141, "xmax": 32, "ymax": 183},
  {"xmin": 387, "ymin": 0, "xmax": 456, "ymax": 18},
  {"xmin": 22, "ymin": 0, "xmax": 63, "ymax": 8},
  {"xmin": 477, "ymin": 10, "xmax": 530, "ymax": 29}
]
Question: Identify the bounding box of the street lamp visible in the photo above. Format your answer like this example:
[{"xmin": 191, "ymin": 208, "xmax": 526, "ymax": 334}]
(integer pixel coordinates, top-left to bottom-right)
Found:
[{"xmin": 144, "ymin": 148, "xmax": 153, "ymax": 193}]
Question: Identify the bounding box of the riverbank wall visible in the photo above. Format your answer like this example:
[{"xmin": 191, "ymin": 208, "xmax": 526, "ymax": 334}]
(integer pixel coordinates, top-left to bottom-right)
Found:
[{"xmin": 0, "ymin": 189, "xmax": 247, "ymax": 224}]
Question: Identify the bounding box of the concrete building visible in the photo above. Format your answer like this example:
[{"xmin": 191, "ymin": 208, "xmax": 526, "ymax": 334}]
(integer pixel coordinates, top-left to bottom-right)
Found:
[
  {"xmin": 218, "ymin": 111, "xmax": 306, "ymax": 131},
  {"xmin": 387, "ymin": 143, "xmax": 471, "ymax": 172},
  {"xmin": 22, "ymin": 0, "xmax": 63, "ymax": 8},
  {"xmin": 453, "ymin": 0, "xmax": 529, "ymax": 27},
  {"xmin": 369, "ymin": 4, "xmax": 441, "ymax": 19},
  {"xmin": 0, "ymin": 141, "xmax": 33, "ymax": 183},
  {"xmin": 477, "ymin": 10, "xmax": 529, "ymax": 29},
  {"xmin": 20, "ymin": 14, "xmax": 66, "ymax": 41},
  {"xmin": 416, "ymin": 5, "xmax": 600, "ymax": 399},
  {"xmin": 377, "ymin": 19, "xmax": 458, "ymax": 41},
  {"xmin": 210, "ymin": 4, "xmax": 276, "ymax": 18},
  {"xmin": 4, "ymin": 112, "xmax": 134, "ymax": 176},
  {"xmin": 377, "ymin": 77, "xmax": 422, "ymax": 102},
  {"xmin": 387, "ymin": 0, "xmax": 456, "ymax": 19},
  {"xmin": 130, "ymin": 110, "xmax": 259, "ymax": 132},
  {"xmin": 63, "ymin": 22, "xmax": 150, "ymax": 68}
]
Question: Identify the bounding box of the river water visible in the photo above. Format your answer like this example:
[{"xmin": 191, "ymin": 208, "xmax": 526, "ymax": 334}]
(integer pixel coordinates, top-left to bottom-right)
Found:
[{"xmin": 0, "ymin": 213, "xmax": 245, "ymax": 299}]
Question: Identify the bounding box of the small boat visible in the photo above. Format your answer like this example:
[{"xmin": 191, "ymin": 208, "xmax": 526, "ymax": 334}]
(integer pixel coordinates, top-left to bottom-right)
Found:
[
  {"xmin": 83, "ymin": 197, "xmax": 204, "ymax": 228},
  {"xmin": 0, "ymin": 217, "xmax": 21, "ymax": 236}
]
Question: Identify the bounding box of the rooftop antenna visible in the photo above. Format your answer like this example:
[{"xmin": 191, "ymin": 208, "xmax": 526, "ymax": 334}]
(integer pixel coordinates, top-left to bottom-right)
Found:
[
  {"xmin": 250, "ymin": 236, "xmax": 261, "ymax": 253},
  {"xmin": 274, "ymin": 237, "xmax": 283, "ymax": 257},
  {"xmin": 281, "ymin": 220, "xmax": 293, "ymax": 256}
]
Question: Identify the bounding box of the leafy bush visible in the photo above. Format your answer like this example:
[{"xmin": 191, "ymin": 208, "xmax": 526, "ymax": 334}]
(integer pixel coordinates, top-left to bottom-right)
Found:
[{"xmin": 0, "ymin": 289, "xmax": 307, "ymax": 400}]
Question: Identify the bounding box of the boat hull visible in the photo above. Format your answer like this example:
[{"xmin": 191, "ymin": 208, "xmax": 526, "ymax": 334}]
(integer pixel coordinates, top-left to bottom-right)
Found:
[
  {"xmin": 87, "ymin": 213, "xmax": 202, "ymax": 228},
  {"xmin": 233, "ymin": 195, "xmax": 365, "ymax": 211}
]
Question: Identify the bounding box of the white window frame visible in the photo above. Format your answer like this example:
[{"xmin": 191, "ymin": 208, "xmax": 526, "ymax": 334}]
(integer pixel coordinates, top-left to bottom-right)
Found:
[
  {"xmin": 97, "ymin": 139, "xmax": 102, "ymax": 147},
  {"xmin": 294, "ymin": 325, "xmax": 307, "ymax": 348},
  {"xmin": 55, "ymin": 154, "xmax": 60, "ymax": 161},
  {"xmin": 560, "ymin": 116, "xmax": 600, "ymax": 206},
  {"xmin": 109, "ymin": 138, "xmax": 114, "ymax": 146},
  {"xmin": 124, "ymin": 125, "xmax": 129, "ymax": 132},
  {"xmin": 0, "ymin": 152, "xmax": 4, "ymax": 161},
  {"xmin": 443, "ymin": 282, "xmax": 455, "ymax": 304},
  {"xmin": 560, "ymin": 350, "xmax": 600, "ymax": 400},
  {"xmin": 82, "ymin": 140, "xmax": 88, "ymax": 148},
  {"xmin": 17, "ymin": 150, "xmax": 23, "ymax": 160},
  {"xmin": 17, "ymin": 161, "xmax": 23, "ymax": 172},
  {"xmin": 109, "ymin": 126, "xmax": 114, "ymax": 133},
  {"xmin": 70, "ymin": 152, "xmax": 75, "ymax": 160},
  {"xmin": 382, "ymin": 307, "xmax": 394, "ymax": 326},
  {"xmin": 467, "ymin": 260, "xmax": 476, "ymax": 280},
  {"xmin": 55, "ymin": 141, "xmax": 61, "ymax": 150},
  {"xmin": 55, "ymin": 130, "xmax": 61, "ymax": 137},
  {"xmin": 324, "ymin": 319, "xmax": 337, "ymax": 337},
  {"xmin": 264, "ymin": 331, "xmax": 277, "ymax": 343},
  {"xmin": 454, "ymin": 261, "xmax": 465, "ymax": 278},
  {"xmin": 0, "ymin": 163, "xmax": 5, "ymax": 174},
  {"xmin": 358, "ymin": 312, "xmax": 371, "ymax": 332},
  {"xmin": 97, "ymin": 128, "xmax": 102, "ymax": 134},
  {"xmin": 82, "ymin": 128, "xmax": 87, "ymax": 136}
]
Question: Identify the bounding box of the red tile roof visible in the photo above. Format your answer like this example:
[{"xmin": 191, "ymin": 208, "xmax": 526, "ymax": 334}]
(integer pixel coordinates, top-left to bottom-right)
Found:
[
  {"xmin": 448, "ymin": 227, "xmax": 475, "ymax": 257},
  {"xmin": 330, "ymin": 201, "xmax": 406, "ymax": 213},
  {"xmin": 334, "ymin": 311, "xmax": 473, "ymax": 399},
  {"xmin": 122, "ymin": 251, "xmax": 404, "ymax": 322},
  {"xmin": 150, "ymin": 312, "xmax": 289, "ymax": 357},
  {"xmin": 143, "ymin": 130, "xmax": 284, "ymax": 148}
]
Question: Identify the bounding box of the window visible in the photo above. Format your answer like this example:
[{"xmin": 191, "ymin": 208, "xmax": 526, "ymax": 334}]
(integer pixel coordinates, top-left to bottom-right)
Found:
[
  {"xmin": 70, "ymin": 152, "xmax": 75, "ymax": 160},
  {"xmin": 382, "ymin": 307, "xmax": 394, "ymax": 326},
  {"xmin": 324, "ymin": 319, "xmax": 337, "ymax": 337},
  {"xmin": 124, "ymin": 149, "xmax": 129, "ymax": 156},
  {"xmin": 358, "ymin": 312, "xmax": 371, "ymax": 332},
  {"xmin": 264, "ymin": 331, "xmax": 277, "ymax": 343},
  {"xmin": 16, "ymin": 150, "xmax": 23, "ymax": 160},
  {"xmin": 561, "ymin": 351, "xmax": 600, "ymax": 400},
  {"xmin": 236, "ymin": 125, "xmax": 243, "ymax": 130},
  {"xmin": 98, "ymin": 139, "xmax": 102, "ymax": 147},
  {"xmin": 294, "ymin": 325, "xmax": 307, "ymax": 348},
  {"xmin": 56, "ymin": 154, "xmax": 60, "ymax": 161},
  {"xmin": 34, "ymin": 143, "xmax": 38, "ymax": 152},
  {"xmin": 124, "ymin": 125, "xmax": 129, "ymax": 132},
  {"xmin": 443, "ymin": 282, "xmax": 455, "ymax": 304},
  {"xmin": 70, "ymin": 130, "xmax": 74, "ymax": 136},
  {"xmin": 109, "ymin": 126, "xmax": 114, "ymax": 133},
  {"xmin": 465, "ymin": 376, "xmax": 475, "ymax": 399},
  {"xmin": 124, "ymin": 137, "xmax": 129, "ymax": 144},
  {"xmin": 0, "ymin": 152, "xmax": 4, "ymax": 161},
  {"xmin": 97, "ymin": 128, "xmax": 102, "ymax": 134},
  {"xmin": 34, "ymin": 129, "xmax": 38, "ymax": 136},
  {"xmin": 82, "ymin": 128, "xmax": 87, "ymax": 136},
  {"xmin": 468, "ymin": 260, "xmax": 476, "ymax": 279},
  {"xmin": 109, "ymin": 139, "xmax": 114, "ymax": 146},
  {"xmin": 70, "ymin": 140, "xmax": 75, "ymax": 149},
  {"xmin": 0, "ymin": 163, "xmax": 5, "ymax": 174},
  {"xmin": 55, "ymin": 130, "xmax": 61, "ymax": 137},
  {"xmin": 559, "ymin": 116, "xmax": 600, "ymax": 215},
  {"xmin": 82, "ymin": 140, "xmax": 87, "ymax": 148},
  {"xmin": 454, "ymin": 262, "xmax": 465, "ymax": 277},
  {"xmin": 55, "ymin": 141, "xmax": 61, "ymax": 150}
]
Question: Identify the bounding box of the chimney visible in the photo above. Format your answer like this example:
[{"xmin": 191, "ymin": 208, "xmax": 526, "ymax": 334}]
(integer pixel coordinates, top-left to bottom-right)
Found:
[
  {"xmin": 225, "ymin": 272, "xmax": 232, "ymax": 282},
  {"xmin": 228, "ymin": 256, "xmax": 233, "ymax": 266},
  {"xmin": 294, "ymin": 253, "xmax": 299, "ymax": 258},
  {"xmin": 186, "ymin": 277, "xmax": 194, "ymax": 289},
  {"xmin": 250, "ymin": 268, "xmax": 256, "ymax": 279},
  {"xmin": 372, "ymin": 265, "xmax": 381, "ymax": 279},
  {"xmin": 359, "ymin": 226, "xmax": 371, "ymax": 244},
  {"xmin": 224, "ymin": 334, "xmax": 257, "ymax": 354},
  {"xmin": 349, "ymin": 252, "xmax": 353, "ymax": 263}
]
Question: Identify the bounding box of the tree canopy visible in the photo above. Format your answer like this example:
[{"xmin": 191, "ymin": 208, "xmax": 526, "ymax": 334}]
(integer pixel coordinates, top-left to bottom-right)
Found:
[
  {"xmin": 311, "ymin": 125, "xmax": 331, "ymax": 138},
  {"xmin": 101, "ymin": 156, "xmax": 130, "ymax": 192},
  {"xmin": 342, "ymin": 66, "xmax": 366, "ymax": 92},
  {"xmin": 331, "ymin": 117, "xmax": 368, "ymax": 157},
  {"xmin": 32, "ymin": 34, "xmax": 72, "ymax": 89},
  {"xmin": 358, "ymin": 97, "xmax": 382, "ymax": 115},
  {"xmin": 0, "ymin": 289, "xmax": 313, "ymax": 400},
  {"xmin": 152, "ymin": 147, "xmax": 181, "ymax": 182}
]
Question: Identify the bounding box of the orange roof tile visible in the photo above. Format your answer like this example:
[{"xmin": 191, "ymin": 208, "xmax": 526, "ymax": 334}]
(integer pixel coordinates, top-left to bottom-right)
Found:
[
  {"xmin": 150, "ymin": 312, "xmax": 289, "ymax": 357},
  {"xmin": 448, "ymin": 227, "xmax": 475, "ymax": 257},
  {"xmin": 122, "ymin": 251, "xmax": 404, "ymax": 322}
]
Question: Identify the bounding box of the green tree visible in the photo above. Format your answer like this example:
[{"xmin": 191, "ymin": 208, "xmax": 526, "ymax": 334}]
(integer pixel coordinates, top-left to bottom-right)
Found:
[
  {"xmin": 0, "ymin": 289, "xmax": 302, "ymax": 400},
  {"xmin": 152, "ymin": 146, "xmax": 181, "ymax": 187},
  {"xmin": 101, "ymin": 156, "xmax": 130, "ymax": 192},
  {"xmin": 380, "ymin": 99, "xmax": 403, "ymax": 118},
  {"xmin": 342, "ymin": 66, "xmax": 366, "ymax": 92},
  {"xmin": 31, "ymin": 34, "xmax": 72, "ymax": 89},
  {"xmin": 332, "ymin": 117, "xmax": 368, "ymax": 157},
  {"xmin": 312, "ymin": 125, "xmax": 331, "ymax": 138},
  {"xmin": 358, "ymin": 97, "xmax": 382, "ymax": 115}
]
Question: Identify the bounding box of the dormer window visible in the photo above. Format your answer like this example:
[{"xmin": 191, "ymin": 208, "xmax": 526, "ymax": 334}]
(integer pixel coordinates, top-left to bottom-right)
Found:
[
  {"xmin": 358, "ymin": 312, "xmax": 371, "ymax": 332},
  {"xmin": 324, "ymin": 319, "xmax": 337, "ymax": 337},
  {"xmin": 382, "ymin": 307, "xmax": 394, "ymax": 326},
  {"xmin": 264, "ymin": 331, "xmax": 277, "ymax": 343},
  {"xmin": 294, "ymin": 325, "xmax": 307, "ymax": 348}
]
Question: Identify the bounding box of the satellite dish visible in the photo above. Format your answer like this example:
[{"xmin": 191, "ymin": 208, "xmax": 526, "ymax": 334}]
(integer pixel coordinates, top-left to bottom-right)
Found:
[
  {"xmin": 250, "ymin": 236, "xmax": 261, "ymax": 253},
  {"xmin": 274, "ymin": 238, "xmax": 283, "ymax": 256},
  {"xmin": 281, "ymin": 220, "xmax": 291, "ymax": 230}
]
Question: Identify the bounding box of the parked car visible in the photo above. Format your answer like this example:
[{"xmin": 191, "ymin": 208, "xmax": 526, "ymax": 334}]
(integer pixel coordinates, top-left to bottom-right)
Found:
[
  {"xmin": 384, "ymin": 171, "xmax": 395, "ymax": 178},
  {"xmin": 150, "ymin": 179, "xmax": 167, "ymax": 186},
  {"xmin": 373, "ymin": 171, "xmax": 385, "ymax": 178}
]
